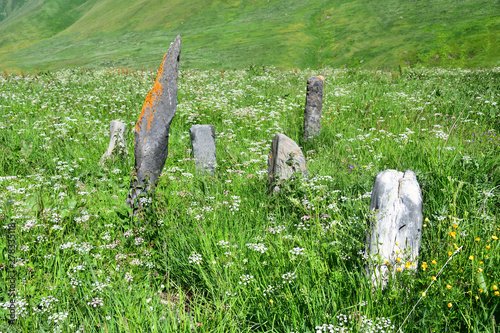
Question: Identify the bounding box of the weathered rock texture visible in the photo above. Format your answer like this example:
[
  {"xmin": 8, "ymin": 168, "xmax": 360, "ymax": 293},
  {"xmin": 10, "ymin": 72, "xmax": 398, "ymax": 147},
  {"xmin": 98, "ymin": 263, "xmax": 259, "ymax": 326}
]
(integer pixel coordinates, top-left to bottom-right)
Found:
[
  {"xmin": 99, "ymin": 120, "xmax": 128, "ymax": 166},
  {"xmin": 126, "ymin": 35, "xmax": 181, "ymax": 212},
  {"xmin": 267, "ymin": 133, "xmax": 308, "ymax": 193},
  {"xmin": 303, "ymin": 76, "xmax": 324, "ymax": 141},
  {"xmin": 190, "ymin": 125, "xmax": 216, "ymax": 175},
  {"xmin": 365, "ymin": 169, "xmax": 423, "ymax": 289}
]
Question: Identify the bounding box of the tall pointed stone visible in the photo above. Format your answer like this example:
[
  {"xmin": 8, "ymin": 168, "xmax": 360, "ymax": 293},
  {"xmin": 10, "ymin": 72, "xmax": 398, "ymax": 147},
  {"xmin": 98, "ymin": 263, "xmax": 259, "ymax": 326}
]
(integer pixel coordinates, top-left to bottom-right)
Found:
[
  {"xmin": 267, "ymin": 133, "xmax": 308, "ymax": 193},
  {"xmin": 99, "ymin": 120, "xmax": 128, "ymax": 166},
  {"xmin": 190, "ymin": 125, "xmax": 216, "ymax": 175},
  {"xmin": 365, "ymin": 169, "xmax": 423, "ymax": 289},
  {"xmin": 303, "ymin": 76, "xmax": 324, "ymax": 141},
  {"xmin": 126, "ymin": 35, "xmax": 181, "ymax": 213}
]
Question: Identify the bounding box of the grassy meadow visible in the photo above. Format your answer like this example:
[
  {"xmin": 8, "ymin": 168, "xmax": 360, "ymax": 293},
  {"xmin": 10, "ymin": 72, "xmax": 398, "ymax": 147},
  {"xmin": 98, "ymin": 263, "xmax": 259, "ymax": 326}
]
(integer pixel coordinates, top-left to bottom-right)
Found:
[{"xmin": 0, "ymin": 65, "xmax": 499, "ymax": 332}]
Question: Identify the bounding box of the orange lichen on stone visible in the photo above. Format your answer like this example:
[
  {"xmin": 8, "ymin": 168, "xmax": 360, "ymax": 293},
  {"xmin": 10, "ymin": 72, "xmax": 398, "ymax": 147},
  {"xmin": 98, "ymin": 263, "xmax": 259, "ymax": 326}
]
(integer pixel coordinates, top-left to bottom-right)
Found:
[
  {"xmin": 135, "ymin": 52, "xmax": 167, "ymax": 133},
  {"xmin": 318, "ymin": 75, "xmax": 324, "ymax": 81}
]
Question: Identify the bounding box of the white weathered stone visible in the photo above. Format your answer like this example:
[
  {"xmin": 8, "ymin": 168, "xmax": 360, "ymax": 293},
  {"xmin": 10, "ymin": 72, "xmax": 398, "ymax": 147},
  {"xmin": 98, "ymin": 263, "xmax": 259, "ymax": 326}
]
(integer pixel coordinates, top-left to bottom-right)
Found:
[
  {"xmin": 267, "ymin": 133, "xmax": 308, "ymax": 193},
  {"xmin": 190, "ymin": 124, "xmax": 216, "ymax": 175},
  {"xmin": 99, "ymin": 120, "xmax": 128, "ymax": 166},
  {"xmin": 365, "ymin": 169, "xmax": 423, "ymax": 289}
]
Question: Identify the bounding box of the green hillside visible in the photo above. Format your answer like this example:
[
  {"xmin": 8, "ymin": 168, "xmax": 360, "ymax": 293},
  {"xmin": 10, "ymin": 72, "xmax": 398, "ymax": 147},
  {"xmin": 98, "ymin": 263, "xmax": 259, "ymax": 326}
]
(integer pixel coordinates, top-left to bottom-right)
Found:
[{"xmin": 0, "ymin": 0, "xmax": 499, "ymax": 71}]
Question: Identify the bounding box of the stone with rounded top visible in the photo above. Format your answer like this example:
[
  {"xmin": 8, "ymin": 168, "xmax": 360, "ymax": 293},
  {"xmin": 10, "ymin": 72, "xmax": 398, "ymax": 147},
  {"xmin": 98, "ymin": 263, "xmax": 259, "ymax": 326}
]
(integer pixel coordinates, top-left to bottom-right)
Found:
[
  {"xmin": 127, "ymin": 35, "xmax": 181, "ymax": 214},
  {"xmin": 303, "ymin": 75, "xmax": 324, "ymax": 141},
  {"xmin": 190, "ymin": 124, "xmax": 216, "ymax": 175},
  {"xmin": 99, "ymin": 120, "xmax": 128, "ymax": 166},
  {"xmin": 365, "ymin": 169, "xmax": 423, "ymax": 289},
  {"xmin": 267, "ymin": 133, "xmax": 308, "ymax": 193}
]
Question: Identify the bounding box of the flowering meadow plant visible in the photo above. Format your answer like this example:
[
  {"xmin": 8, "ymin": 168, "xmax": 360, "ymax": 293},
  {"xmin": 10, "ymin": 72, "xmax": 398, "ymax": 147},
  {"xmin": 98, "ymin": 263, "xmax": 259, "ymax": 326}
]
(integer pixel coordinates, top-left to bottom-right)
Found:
[{"xmin": 0, "ymin": 66, "xmax": 498, "ymax": 331}]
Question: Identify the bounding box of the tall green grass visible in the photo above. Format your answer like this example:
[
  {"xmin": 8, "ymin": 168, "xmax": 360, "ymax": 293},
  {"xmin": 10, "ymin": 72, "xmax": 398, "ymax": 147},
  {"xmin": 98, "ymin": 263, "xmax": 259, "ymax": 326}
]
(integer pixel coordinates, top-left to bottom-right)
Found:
[{"xmin": 0, "ymin": 65, "xmax": 499, "ymax": 332}]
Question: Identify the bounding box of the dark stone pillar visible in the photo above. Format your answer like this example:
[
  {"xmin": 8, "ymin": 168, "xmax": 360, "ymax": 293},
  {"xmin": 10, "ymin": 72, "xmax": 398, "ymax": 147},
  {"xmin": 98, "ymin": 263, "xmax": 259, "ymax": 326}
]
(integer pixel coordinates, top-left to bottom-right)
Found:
[
  {"xmin": 126, "ymin": 35, "xmax": 181, "ymax": 214},
  {"xmin": 303, "ymin": 76, "xmax": 324, "ymax": 141}
]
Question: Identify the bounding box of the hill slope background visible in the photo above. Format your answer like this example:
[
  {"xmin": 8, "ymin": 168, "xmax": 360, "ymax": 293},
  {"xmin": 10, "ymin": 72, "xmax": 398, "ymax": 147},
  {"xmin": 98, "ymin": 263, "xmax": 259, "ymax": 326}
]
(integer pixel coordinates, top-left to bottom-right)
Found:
[{"xmin": 0, "ymin": 0, "xmax": 499, "ymax": 71}]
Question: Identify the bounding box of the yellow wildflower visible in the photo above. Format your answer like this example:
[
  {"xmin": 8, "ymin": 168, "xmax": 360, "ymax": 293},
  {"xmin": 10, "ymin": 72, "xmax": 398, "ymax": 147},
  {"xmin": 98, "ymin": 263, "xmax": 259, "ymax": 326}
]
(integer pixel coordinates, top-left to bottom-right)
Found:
[
  {"xmin": 422, "ymin": 262, "xmax": 428, "ymax": 271},
  {"xmin": 486, "ymin": 245, "xmax": 490, "ymax": 249},
  {"xmin": 432, "ymin": 260, "xmax": 437, "ymax": 265},
  {"xmin": 449, "ymin": 231, "xmax": 457, "ymax": 238},
  {"xmin": 469, "ymin": 255, "xmax": 474, "ymax": 260},
  {"xmin": 478, "ymin": 268, "xmax": 483, "ymax": 273},
  {"xmin": 446, "ymin": 285, "xmax": 452, "ymax": 290},
  {"xmin": 493, "ymin": 285, "xmax": 498, "ymax": 291},
  {"xmin": 475, "ymin": 296, "xmax": 479, "ymax": 300},
  {"xmin": 396, "ymin": 257, "xmax": 401, "ymax": 262},
  {"xmin": 447, "ymin": 303, "xmax": 452, "ymax": 308},
  {"xmin": 448, "ymin": 251, "xmax": 453, "ymax": 256},
  {"xmin": 495, "ymin": 291, "xmax": 499, "ymax": 296},
  {"xmin": 452, "ymin": 224, "xmax": 458, "ymax": 229},
  {"xmin": 397, "ymin": 267, "xmax": 402, "ymax": 272},
  {"xmin": 475, "ymin": 237, "xmax": 480, "ymax": 242},
  {"xmin": 422, "ymin": 292, "xmax": 426, "ymax": 297},
  {"xmin": 405, "ymin": 262, "xmax": 411, "ymax": 269},
  {"xmin": 493, "ymin": 235, "xmax": 498, "ymax": 240}
]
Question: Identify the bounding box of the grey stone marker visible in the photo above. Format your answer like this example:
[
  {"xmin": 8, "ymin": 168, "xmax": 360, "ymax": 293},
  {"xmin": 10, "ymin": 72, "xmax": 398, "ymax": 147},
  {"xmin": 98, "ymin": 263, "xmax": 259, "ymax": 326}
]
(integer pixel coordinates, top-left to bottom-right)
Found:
[
  {"xmin": 365, "ymin": 169, "xmax": 423, "ymax": 289},
  {"xmin": 267, "ymin": 133, "xmax": 308, "ymax": 193},
  {"xmin": 99, "ymin": 120, "xmax": 128, "ymax": 166},
  {"xmin": 303, "ymin": 75, "xmax": 324, "ymax": 141},
  {"xmin": 190, "ymin": 125, "xmax": 216, "ymax": 175},
  {"xmin": 126, "ymin": 35, "xmax": 181, "ymax": 213}
]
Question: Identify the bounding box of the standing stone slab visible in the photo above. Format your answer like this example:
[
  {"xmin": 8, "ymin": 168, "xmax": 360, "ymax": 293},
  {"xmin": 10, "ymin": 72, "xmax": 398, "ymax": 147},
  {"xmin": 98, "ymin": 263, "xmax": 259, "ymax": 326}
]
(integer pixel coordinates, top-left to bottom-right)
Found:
[
  {"xmin": 267, "ymin": 133, "xmax": 308, "ymax": 193},
  {"xmin": 303, "ymin": 76, "xmax": 324, "ymax": 141},
  {"xmin": 365, "ymin": 169, "xmax": 423, "ymax": 289},
  {"xmin": 126, "ymin": 35, "xmax": 181, "ymax": 212},
  {"xmin": 190, "ymin": 125, "xmax": 216, "ymax": 175},
  {"xmin": 99, "ymin": 120, "xmax": 128, "ymax": 166}
]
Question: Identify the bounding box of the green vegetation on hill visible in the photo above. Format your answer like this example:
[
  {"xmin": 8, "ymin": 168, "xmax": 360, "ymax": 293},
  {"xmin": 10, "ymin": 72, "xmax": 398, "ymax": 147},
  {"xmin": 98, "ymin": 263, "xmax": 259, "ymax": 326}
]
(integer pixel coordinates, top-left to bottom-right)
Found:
[{"xmin": 0, "ymin": 0, "xmax": 499, "ymax": 72}]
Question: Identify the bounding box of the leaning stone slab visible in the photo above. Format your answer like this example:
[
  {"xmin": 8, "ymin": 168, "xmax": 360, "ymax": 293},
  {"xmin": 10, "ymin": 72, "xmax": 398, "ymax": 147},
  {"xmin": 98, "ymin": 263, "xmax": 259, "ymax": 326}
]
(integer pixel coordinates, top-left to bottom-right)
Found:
[
  {"xmin": 126, "ymin": 35, "xmax": 181, "ymax": 213},
  {"xmin": 303, "ymin": 76, "xmax": 324, "ymax": 141},
  {"xmin": 190, "ymin": 124, "xmax": 216, "ymax": 175},
  {"xmin": 267, "ymin": 133, "xmax": 308, "ymax": 193},
  {"xmin": 365, "ymin": 169, "xmax": 423, "ymax": 289},
  {"xmin": 99, "ymin": 120, "xmax": 128, "ymax": 166}
]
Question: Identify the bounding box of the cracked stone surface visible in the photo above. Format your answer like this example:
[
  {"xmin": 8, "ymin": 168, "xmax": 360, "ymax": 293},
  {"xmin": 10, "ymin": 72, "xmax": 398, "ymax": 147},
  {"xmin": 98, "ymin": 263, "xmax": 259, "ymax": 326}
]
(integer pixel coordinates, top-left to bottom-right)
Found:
[
  {"xmin": 267, "ymin": 133, "xmax": 308, "ymax": 193},
  {"xmin": 303, "ymin": 76, "xmax": 324, "ymax": 141},
  {"xmin": 365, "ymin": 169, "xmax": 423, "ymax": 289},
  {"xmin": 126, "ymin": 35, "xmax": 181, "ymax": 214}
]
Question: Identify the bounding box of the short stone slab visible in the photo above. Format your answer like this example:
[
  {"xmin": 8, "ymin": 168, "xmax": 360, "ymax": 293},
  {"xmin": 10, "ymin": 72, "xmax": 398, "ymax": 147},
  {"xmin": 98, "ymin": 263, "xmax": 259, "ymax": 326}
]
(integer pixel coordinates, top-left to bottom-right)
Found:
[
  {"xmin": 126, "ymin": 35, "xmax": 181, "ymax": 213},
  {"xmin": 190, "ymin": 124, "xmax": 216, "ymax": 175},
  {"xmin": 267, "ymin": 133, "xmax": 308, "ymax": 193},
  {"xmin": 365, "ymin": 169, "xmax": 423, "ymax": 289},
  {"xmin": 303, "ymin": 76, "xmax": 324, "ymax": 141},
  {"xmin": 99, "ymin": 120, "xmax": 128, "ymax": 166}
]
